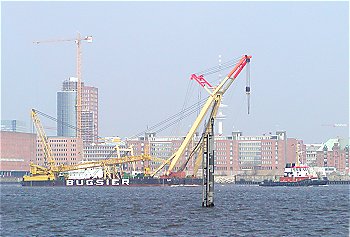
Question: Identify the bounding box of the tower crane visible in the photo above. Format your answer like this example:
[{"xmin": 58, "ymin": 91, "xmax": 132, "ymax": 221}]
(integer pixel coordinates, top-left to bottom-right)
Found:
[
  {"xmin": 33, "ymin": 33, "xmax": 93, "ymax": 139},
  {"xmin": 151, "ymin": 55, "xmax": 252, "ymax": 177}
]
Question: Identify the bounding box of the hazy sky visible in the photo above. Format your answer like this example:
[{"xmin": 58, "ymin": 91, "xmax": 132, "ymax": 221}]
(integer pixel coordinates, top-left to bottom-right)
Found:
[{"xmin": 1, "ymin": 1, "xmax": 349, "ymax": 143}]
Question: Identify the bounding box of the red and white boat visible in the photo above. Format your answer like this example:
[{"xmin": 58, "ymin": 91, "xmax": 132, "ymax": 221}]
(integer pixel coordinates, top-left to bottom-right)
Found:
[{"xmin": 260, "ymin": 163, "xmax": 328, "ymax": 186}]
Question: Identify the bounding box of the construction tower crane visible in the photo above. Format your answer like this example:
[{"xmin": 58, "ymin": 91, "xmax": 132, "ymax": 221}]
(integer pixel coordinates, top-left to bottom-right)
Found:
[
  {"xmin": 151, "ymin": 55, "xmax": 252, "ymax": 177},
  {"xmin": 34, "ymin": 33, "xmax": 93, "ymax": 139}
]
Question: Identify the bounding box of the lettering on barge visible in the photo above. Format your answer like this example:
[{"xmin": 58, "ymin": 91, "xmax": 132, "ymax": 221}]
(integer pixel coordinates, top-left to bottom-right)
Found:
[{"xmin": 66, "ymin": 179, "xmax": 130, "ymax": 186}]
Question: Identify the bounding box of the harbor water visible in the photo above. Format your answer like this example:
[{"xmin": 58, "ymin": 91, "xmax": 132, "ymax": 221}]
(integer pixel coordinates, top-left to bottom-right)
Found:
[{"xmin": 1, "ymin": 184, "xmax": 349, "ymax": 236}]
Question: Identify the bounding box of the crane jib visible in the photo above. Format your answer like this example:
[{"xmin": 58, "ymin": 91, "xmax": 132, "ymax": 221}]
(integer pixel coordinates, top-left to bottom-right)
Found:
[{"xmin": 162, "ymin": 54, "xmax": 252, "ymax": 176}]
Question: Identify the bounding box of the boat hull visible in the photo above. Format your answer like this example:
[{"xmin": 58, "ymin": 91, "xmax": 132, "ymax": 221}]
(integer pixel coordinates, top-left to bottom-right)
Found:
[
  {"xmin": 21, "ymin": 177, "xmax": 202, "ymax": 187},
  {"xmin": 259, "ymin": 179, "xmax": 328, "ymax": 187}
]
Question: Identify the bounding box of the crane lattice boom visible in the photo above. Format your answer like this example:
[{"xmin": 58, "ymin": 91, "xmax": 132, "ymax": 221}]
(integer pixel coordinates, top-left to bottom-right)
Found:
[
  {"xmin": 151, "ymin": 55, "xmax": 252, "ymax": 177},
  {"xmin": 31, "ymin": 109, "xmax": 55, "ymax": 169}
]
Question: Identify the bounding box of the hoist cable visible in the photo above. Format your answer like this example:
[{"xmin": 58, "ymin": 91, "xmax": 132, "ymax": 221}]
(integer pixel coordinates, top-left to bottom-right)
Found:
[
  {"xmin": 129, "ymin": 96, "xmax": 209, "ymax": 139},
  {"xmin": 194, "ymin": 57, "xmax": 241, "ymax": 76}
]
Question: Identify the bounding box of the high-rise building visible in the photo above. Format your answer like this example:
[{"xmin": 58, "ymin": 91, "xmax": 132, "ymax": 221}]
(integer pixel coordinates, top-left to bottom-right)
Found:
[
  {"xmin": 82, "ymin": 85, "xmax": 98, "ymax": 144},
  {"xmin": 57, "ymin": 91, "xmax": 77, "ymax": 137},
  {"xmin": 57, "ymin": 77, "xmax": 98, "ymax": 144}
]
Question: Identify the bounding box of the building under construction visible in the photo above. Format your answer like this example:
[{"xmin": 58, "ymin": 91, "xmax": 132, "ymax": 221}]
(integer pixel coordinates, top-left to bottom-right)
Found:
[{"xmin": 57, "ymin": 77, "xmax": 98, "ymax": 145}]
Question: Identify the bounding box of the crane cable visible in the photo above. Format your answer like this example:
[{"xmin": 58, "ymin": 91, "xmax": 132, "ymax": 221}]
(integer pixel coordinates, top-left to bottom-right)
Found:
[
  {"xmin": 152, "ymin": 99, "xmax": 208, "ymax": 134},
  {"xmin": 128, "ymin": 96, "xmax": 209, "ymax": 139},
  {"xmin": 170, "ymin": 78, "xmax": 195, "ymax": 137},
  {"xmin": 129, "ymin": 58, "xmax": 242, "ymax": 139},
  {"xmin": 34, "ymin": 109, "xmax": 94, "ymax": 137},
  {"xmin": 194, "ymin": 57, "xmax": 241, "ymax": 77}
]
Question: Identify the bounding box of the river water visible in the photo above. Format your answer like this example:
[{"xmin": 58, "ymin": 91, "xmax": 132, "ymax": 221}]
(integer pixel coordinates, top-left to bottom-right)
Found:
[{"xmin": 1, "ymin": 184, "xmax": 349, "ymax": 236}]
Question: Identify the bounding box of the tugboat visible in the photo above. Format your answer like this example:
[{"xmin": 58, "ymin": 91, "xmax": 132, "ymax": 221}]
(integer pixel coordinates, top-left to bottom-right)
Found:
[{"xmin": 259, "ymin": 163, "xmax": 328, "ymax": 187}]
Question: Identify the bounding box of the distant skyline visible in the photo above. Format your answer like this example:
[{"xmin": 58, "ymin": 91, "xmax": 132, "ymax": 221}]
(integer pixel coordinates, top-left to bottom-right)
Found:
[{"xmin": 1, "ymin": 1, "xmax": 349, "ymax": 143}]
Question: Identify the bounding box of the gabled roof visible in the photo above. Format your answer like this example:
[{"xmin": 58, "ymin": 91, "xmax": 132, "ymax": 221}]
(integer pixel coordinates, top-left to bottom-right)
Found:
[{"xmin": 317, "ymin": 138, "xmax": 349, "ymax": 151}]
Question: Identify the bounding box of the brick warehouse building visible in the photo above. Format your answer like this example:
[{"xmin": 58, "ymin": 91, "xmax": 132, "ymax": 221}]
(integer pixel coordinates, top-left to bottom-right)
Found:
[
  {"xmin": 0, "ymin": 131, "xmax": 84, "ymax": 177},
  {"xmin": 125, "ymin": 131, "xmax": 306, "ymax": 177},
  {"xmin": 0, "ymin": 131, "xmax": 36, "ymax": 177},
  {"xmin": 2, "ymin": 129, "xmax": 346, "ymax": 178},
  {"xmin": 36, "ymin": 137, "xmax": 84, "ymax": 167},
  {"xmin": 315, "ymin": 138, "xmax": 349, "ymax": 175},
  {"xmin": 212, "ymin": 131, "xmax": 305, "ymax": 176},
  {"xmin": 126, "ymin": 133, "xmax": 197, "ymax": 175}
]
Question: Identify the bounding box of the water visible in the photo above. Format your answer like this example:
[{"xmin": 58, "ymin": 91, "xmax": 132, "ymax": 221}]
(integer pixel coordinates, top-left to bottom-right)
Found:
[{"xmin": 1, "ymin": 184, "xmax": 349, "ymax": 236}]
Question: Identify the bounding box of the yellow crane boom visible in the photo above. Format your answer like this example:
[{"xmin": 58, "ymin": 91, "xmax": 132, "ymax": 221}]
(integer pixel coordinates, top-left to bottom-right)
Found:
[
  {"xmin": 31, "ymin": 109, "xmax": 55, "ymax": 170},
  {"xmin": 55, "ymin": 155, "xmax": 152, "ymax": 173},
  {"xmin": 151, "ymin": 55, "xmax": 252, "ymax": 177}
]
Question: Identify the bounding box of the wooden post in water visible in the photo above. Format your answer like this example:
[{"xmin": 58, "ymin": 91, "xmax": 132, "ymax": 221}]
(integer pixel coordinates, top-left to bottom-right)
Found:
[{"xmin": 202, "ymin": 118, "xmax": 215, "ymax": 207}]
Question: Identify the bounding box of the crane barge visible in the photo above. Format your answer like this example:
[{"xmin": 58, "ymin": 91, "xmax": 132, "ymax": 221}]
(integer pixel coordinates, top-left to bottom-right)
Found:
[{"xmin": 22, "ymin": 54, "xmax": 252, "ymax": 187}]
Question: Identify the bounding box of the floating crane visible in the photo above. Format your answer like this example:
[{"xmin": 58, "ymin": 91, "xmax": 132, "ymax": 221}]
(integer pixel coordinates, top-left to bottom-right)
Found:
[
  {"xmin": 34, "ymin": 33, "xmax": 92, "ymax": 139},
  {"xmin": 23, "ymin": 109, "xmax": 155, "ymax": 183},
  {"xmin": 151, "ymin": 55, "xmax": 252, "ymax": 177},
  {"xmin": 24, "ymin": 109, "xmax": 57, "ymax": 181}
]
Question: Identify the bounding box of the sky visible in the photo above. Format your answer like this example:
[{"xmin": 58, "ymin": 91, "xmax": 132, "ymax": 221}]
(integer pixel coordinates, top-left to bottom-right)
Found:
[{"xmin": 1, "ymin": 1, "xmax": 349, "ymax": 143}]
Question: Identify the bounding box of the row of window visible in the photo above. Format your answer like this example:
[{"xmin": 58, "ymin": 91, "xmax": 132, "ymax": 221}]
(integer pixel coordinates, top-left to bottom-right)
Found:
[
  {"xmin": 37, "ymin": 153, "xmax": 77, "ymax": 157},
  {"xmin": 239, "ymin": 142, "xmax": 261, "ymax": 146},
  {"xmin": 216, "ymin": 151, "xmax": 231, "ymax": 155},
  {"xmin": 215, "ymin": 142, "xmax": 232, "ymax": 147},
  {"xmin": 48, "ymin": 139, "xmax": 76, "ymax": 143},
  {"xmin": 261, "ymin": 147, "xmax": 276, "ymax": 150},
  {"xmin": 216, "ymin": 156, "xmax": 232, "ymax": 160},
  {"xmin": 85, "ymin": 151, "xmax": 115, "ymax": 154},
  {"xmin": 239, "ymin": 166, "xmax": 275, "ymax": 170},
  {"xmin": 151, "ymin": 148, "xmax": 172, "ymax": 151},
  {"xmin": 239, "ymin": 147, "xmax": 261, "ymax": 151},
  {"xmin": 37, "ymin": 148, "xmax": 77, "ymax": 152},
  {"xmin": 261, "ymin": 156, "xmax": 275, "ymax": 159},
  {"xmin": 150, "ymin": 153, "xmax": 172, "ymax": 157},
  {"xmin": 36, "ymin": 157, "xmax": 77, "ymax": 161},
  {"xmin": 239, "ymin": 157, "xmax": 261, "ymax": 160},
  {"xmin": 216, "ymin": 147, "xmax": 233, "ymax": 151},
  {"xmin": 216, "ymin": 167, "xmax": 228, "ymax": 170},
  {"xmin": 151, "ymin": 143, "xmax": 171, "ymax": 147},
  {"xmin": 239, "ymin": 152, "xmax": 261, "ymax": 156},
  {"xmin": 37, "ymin": 143, "xmax": 77, "ymax": 148},
  {"xmin": 216, "ymin": 161, "xmax": 228, "ymax": 165},
  {"xmin": 85, "ymin": 146, "xmax": 116, "ymax": 150}
]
